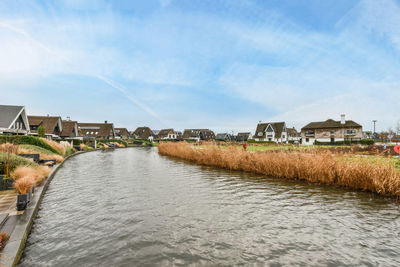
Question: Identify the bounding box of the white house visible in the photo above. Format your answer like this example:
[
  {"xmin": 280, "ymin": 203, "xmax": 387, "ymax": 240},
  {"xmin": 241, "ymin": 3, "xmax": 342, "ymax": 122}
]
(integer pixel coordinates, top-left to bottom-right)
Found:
[
  {"xmin": 253, "ymin": 122, "xmax": 288, "ymax": 143},
  {"xmin": 0, "ymin": 105, "xmax": 30, "ymax": 135},
  {"xmin": 158, "ymin": 129, "xmax": 177, "ymax": 140}
]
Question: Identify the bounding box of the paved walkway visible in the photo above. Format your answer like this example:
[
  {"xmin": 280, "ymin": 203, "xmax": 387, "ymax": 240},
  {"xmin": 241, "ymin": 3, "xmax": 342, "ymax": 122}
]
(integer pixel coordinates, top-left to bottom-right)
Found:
[{"xmin": 0, "ymin": 190, "xmax": 17, "ymax": 216}]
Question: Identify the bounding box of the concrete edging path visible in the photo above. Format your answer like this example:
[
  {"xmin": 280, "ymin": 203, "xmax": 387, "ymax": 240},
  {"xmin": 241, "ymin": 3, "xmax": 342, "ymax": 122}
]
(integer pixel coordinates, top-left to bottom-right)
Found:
[{"xmin": 0, "ymin": 150, "xmax": 94, "ymax": 267}]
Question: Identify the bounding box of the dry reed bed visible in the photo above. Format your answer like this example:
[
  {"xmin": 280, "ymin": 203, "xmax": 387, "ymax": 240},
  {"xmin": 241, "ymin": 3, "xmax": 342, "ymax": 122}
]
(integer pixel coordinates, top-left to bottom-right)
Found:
[{"xmin": 158, "ymin": 142, "xmax": 400, "ymax": 197}]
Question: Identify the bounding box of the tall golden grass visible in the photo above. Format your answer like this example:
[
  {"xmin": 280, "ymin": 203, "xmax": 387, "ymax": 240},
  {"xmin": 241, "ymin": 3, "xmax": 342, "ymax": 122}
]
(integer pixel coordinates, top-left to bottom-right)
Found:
[
  {"xmin": 158, "ymin": 142, "xmax": 400, "ymax": 197},
  {"xmin": 14, "ymin": 176, "xmax": 35, "ymax": 194},
  {"xmin": 11, "ymin": 165, "xmax": 51, "ymax": 185},
  {"xmin": 41, "ymin": 138, "xmax": 66, "ymax": 156},
  {"xmin": 17, "ymin": 147, "xmax": 64, "ymax": 163}
]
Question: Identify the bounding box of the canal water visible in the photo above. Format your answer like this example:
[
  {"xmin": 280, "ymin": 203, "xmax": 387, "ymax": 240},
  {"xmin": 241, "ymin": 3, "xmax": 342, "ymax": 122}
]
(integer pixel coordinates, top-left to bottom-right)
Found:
[{"xmin": 20, "ymin": 148, "xmax": 400, "ymax": 266}]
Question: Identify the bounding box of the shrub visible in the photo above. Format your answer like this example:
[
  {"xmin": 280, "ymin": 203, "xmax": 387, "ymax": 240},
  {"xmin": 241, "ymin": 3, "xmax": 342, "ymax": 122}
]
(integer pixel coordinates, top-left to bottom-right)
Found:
[
  {"xmin": 314, "ymin": 139, "xmax": 375, "ymax": 146},
  {"xmin": 0, "ymin": 136, "xmax": 61, "ymax": 155},
  {"xmin": 247, "ymin": 139, "xmax": 276, "ymax": 144},
  {"xmin": 98, "ymin": 139, "xmax": 128, "ymax": 147},
  {"xmin": 14, "ymin": 176, "xmax": 35, "ymax": 194},
  {"xmin": 38, "ymin": 126, "xmax": 45, "ymax": 138},
  {"xmin": 0, "ymin": 232, "xmax": 10, "ymax": 250}
]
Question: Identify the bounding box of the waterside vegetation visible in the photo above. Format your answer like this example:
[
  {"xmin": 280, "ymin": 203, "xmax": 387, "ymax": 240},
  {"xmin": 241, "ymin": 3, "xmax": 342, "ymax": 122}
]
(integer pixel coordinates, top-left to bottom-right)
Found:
[{"xmin": 158, "ymin": 142, "xmax": 400, "ymax": 197}]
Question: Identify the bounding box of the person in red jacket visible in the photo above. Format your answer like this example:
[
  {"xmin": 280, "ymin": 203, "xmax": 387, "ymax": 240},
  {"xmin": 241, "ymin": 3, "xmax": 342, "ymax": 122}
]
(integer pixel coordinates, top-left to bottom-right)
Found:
[{"xmin": 243, "ymin": 143, "xmax": 247, "ymax": 151}]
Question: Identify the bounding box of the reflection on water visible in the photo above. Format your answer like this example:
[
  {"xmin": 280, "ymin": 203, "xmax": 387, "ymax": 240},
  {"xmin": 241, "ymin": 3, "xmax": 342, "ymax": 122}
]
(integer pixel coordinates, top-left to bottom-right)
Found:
[{"xmin": 20, "ymin": 148, "xmax": 400, "ymax": 266}]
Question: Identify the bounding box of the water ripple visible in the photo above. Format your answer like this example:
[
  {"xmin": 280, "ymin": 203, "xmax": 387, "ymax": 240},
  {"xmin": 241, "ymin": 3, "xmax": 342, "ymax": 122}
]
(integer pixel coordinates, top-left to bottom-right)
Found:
[{"xmin": 19, "ymin": 147, "xmax": 400, "ymax": 266}]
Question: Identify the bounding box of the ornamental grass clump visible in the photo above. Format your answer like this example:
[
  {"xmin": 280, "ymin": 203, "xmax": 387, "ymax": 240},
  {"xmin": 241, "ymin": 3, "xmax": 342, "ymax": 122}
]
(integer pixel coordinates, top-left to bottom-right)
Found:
[
  {"xmin": 158, "ymin": 142, "xmax": 400, "ymax": 197},
  {"xmin": 0, "ymin": 232, "xmax": 10, "ymax": 251},
  {"xmin": 11, "ymin": 165, "xmax": 51, "ymax": 185},
  {"xmin": 41, "ymin": 138, "xmax": 66, "ymax": 156},
  {"xmin": 14, "ymin": 176, "xmax": 35, "ymax": 194}
]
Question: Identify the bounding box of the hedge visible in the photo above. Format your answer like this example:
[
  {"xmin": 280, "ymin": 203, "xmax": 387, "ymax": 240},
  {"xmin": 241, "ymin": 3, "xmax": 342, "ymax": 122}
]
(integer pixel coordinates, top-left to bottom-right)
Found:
[
  {"xmin": 314, "ymin": 139, "xmax": 375, "ymax": 146},
  {"xmin": 247, "ymin": 139, "xmax": 276, "ymax": 144},
  {"xmin": 0, "ymin": 135, "xmax": 61, "ymax": 155}
]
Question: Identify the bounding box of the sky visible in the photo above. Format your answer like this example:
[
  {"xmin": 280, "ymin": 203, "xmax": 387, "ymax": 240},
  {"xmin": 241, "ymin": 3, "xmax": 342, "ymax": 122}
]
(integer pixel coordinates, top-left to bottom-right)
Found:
[{"xmin": 0, "ymin": 0, "xmax": 399, "ymax": 134}]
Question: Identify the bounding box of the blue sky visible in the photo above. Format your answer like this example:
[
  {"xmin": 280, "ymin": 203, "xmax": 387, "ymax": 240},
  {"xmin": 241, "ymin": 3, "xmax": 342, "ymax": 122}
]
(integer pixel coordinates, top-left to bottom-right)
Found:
[{"xmin": 1, "ymin": 0, "xmax": 399, "ymax": 133}]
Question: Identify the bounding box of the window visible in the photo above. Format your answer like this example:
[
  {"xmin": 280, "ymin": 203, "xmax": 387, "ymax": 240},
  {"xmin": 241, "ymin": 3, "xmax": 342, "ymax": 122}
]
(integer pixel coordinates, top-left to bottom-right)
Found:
[
  {"xmin": 305, "ymin": 131, "xmax": 315, "ymax": 136},
  {"xmin": 330, "ymin": 130, "xmax": 335, "ymax": 135},
  {"xmin": 345, "ymin": 129, "xmax": 356, "ymax": 135},
  {"xmin": 282, "ymin": 134, "xmax": 285, "ymax": 139},
  {"xmin": 306, "ymin": 138, "xmax": 309, "ymax": 142},
  {"xmin": 266, "ymin": 125, "xmax": 273, "ymax": 132},
  {"xmin": 258, "ymin": 132, "xmax": 263, "ymax": 136}
]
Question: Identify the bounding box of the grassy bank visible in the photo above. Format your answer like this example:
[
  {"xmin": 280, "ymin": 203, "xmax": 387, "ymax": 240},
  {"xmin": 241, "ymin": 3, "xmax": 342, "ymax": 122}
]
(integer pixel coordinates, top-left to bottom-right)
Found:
[{"xmin": 158, "ymin": 142, "xmax": 400, "ymax": 197}]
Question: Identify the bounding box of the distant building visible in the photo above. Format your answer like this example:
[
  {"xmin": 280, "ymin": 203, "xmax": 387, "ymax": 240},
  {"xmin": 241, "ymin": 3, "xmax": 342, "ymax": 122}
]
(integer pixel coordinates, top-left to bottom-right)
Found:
[
  {"xmin": 287, "ymin": 127, "xmax": 300, "ymax": 142},
  {"xmin": 0, "ymin": 105, "xmax": 30, "ymax": 135},
  {"xmin": 236, "ymin": 132, "xmax": 251, "ymax": 142},
  {"xmin": 133, "ymin": 127, "xmax": 154, "ymax": 141},
  {"xmin": 60, "ymin": 118, "xmax": 80, "ymax": 139},
  {"xmin": 301, "ymin": 115, "xmax": 363, "ymax": 145},
  {"xmin": 115, "ymin": 128, "xmax": 130, "ymax": 139},
  {"xmin": 216, "ymin": 133, "xmax": 232, "ymax": 142},
  {"xmin": 78, "ymin": 121, "xmax": 116, "ymax": 139},
  {"xmin": 28, "ymin": 115, "xmax": 63, "ymax": 139},
  {"xmin": 158, "ymin": 129, "xmax": 177, "ymax": 140},
  {"xmin": 182, "ymin": 129, "xmax": 215, "ymax": 141},
  {"xmin": 253, "ymin": 122, "xmax": 288, "ymax": 143}
]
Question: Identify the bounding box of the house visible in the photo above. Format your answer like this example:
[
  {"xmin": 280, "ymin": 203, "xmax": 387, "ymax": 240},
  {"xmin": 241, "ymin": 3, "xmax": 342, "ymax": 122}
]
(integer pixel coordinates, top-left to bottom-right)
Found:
[
  {"xmin": 28, "ymin": 115, "xmax": 63, "ymax": 139},
  {"xmin": 115, "ymin": 128, "xmax": 130, "ymax": 139},
  {"xmin": 253, "ymin": 122, "xmax": 288, "ymax": 143},
  {"xmin": 287, "ymin": 127, "xmax": 301, "ymax": 142},
  {"xmin": 152, "ymin": 130, "xmax": 160, "ymax": 139},
  {"xmin": 301, "ymin": 115, "xmax": 363, "ymax": 145},
  {"xmin": 216, "ymin": 133, "xmax": 232, "ymax": 142},
  {"xmin": 182, "ymin": 129, "xmax": 215, "ymax": 141},
  {"xmin": 78, "ymin": 121, "xmax": 116, "ymax": 139},
  {"xmin": 133, "ymin": 127, "xmax": 154, "ymax": 141},
  {"xmin": 236, "ymin": 132, "xmax": 251, "ymax": 142},
  {"xmin": 0, "ymin": 105, "xmax": 30, "ymax": 135},
  {"xmin": 158, "ymin": 129, "xmax": 177, "ymax": 140},
  {"xmin": 60, "ymin": 118, "xmax": 80, "ymax": 139}
]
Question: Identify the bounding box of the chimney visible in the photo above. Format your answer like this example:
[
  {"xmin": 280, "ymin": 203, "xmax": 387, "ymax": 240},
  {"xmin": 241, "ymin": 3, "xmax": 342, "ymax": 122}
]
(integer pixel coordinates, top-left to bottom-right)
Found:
[
  {"xmin": 340, "ymin": 114, "xmax": 345, "ymax": 125},
  {"xmin": 66, "ymin": 116, "xmax": 70, "ymax": 121},
  {"xmin": 105, "ymin": 120, "xmax": 108, "ymax": 124}
]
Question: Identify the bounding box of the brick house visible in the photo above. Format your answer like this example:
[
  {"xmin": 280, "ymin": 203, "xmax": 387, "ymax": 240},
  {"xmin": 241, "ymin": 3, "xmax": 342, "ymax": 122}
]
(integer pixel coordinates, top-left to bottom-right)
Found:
[{"xmin": 301, "ymin": 115, "xmax": 363, "ymax": 145}]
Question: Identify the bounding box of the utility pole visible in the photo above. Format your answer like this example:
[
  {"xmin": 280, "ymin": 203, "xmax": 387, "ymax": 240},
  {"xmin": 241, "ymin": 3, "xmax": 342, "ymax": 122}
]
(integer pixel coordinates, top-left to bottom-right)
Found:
[{"xmin": 372, "ymin": 120, "xmax": 377, "ymax": 134}]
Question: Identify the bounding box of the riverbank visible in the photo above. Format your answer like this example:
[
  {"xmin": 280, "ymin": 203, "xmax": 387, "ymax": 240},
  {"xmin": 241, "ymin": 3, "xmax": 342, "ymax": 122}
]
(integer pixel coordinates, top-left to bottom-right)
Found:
[
  {"xmin": 158, "ymin": 142, "xmax": 400, "ymax": 197},
  {"xmin": 0, "ymin": 150, "xmax": 92, "ymax": 267}
]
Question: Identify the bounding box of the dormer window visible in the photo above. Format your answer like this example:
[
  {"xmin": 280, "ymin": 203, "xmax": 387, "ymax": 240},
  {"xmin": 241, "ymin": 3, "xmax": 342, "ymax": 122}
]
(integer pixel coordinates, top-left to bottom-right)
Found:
[{"xmin": 258, "ymin": 132, "xmax": 263, "ymax": 136}]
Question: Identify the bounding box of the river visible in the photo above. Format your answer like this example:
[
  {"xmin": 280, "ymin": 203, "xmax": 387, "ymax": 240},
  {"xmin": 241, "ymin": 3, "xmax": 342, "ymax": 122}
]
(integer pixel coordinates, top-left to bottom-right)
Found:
[{"xmin": 19, "ymin": 148, "xmax": 400, "ymax": 266}]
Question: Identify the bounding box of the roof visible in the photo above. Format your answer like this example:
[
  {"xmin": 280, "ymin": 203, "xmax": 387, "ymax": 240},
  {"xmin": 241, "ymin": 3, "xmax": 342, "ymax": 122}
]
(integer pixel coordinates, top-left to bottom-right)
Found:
[
  {"xmin": 301, "ymin": 119, "xmax": 362, "ymax": 130},
  {"xmin": 254, "ymin": 122, "xmax": 286, "ymax": 139},
  {"xmin": 0, "ymin": 105, "xmax": 25, "ymax": 128},
  {"xmin": 237, "ymin": 132, "xmax": 251, "ymax": 137},
  {"xmin": 287, "ymin": 128, "xmax": 300, "ymax": 137},
  {"xmin": 133, "ymin": 127, "xmax": 154, "ymax": 139},
  {"xmin": 115, "ymin": 128, "xmax": 130, "ymax": 137},
  {"xmin": 158, "ymin": 128, "xmax": 174, "ymax": 138},
  {"xmin": 28, "ymin": 116, "xmax": 62, "ymax": 134},
  {"xmin": 60, "ymin": 120, "xmax": 78, "ymax": 137},
  {"xmin": 182, "ymin": 129, "xmax": 215, "ymax": 140},
  {"xmin": 78, "ymin": 122, "xmax": 115, "ymax": 138},
  {"xmin": 216, "ymin": 133, "xmax": 231, "ymax": 140}
]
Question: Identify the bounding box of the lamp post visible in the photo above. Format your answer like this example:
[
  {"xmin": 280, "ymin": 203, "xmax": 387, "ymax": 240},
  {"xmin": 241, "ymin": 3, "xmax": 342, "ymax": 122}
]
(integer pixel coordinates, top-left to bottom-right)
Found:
[{"xmin": 372, "ymin": 120, "xmax": 377, "ymax": 134}]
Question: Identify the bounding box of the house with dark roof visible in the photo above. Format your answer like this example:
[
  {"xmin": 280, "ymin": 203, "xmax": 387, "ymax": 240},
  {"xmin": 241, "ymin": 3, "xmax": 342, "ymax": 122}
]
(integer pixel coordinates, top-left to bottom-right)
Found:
[
  {"xmin": 301, "ymin": 115, "xmax": 363, "ymax": 145},
  {"xmin": 133, "ymin": 127, "xmax": 154, "ymax": 141},
  {"xmin": 28, "ymin": 115, "xmax": 63, "ymax": 139},
  {"xmin": 115, "ymin": 128, "xmax": 130, "ymax": 139},
  {"xmin": 216, "ymin": 133, "xmax": 232, "ymax": 142},
  {"xmin": 60, "ymin": 118, "xmax": 80, "ymax": 139},
  {"xmin": 182, "ymin": 129, "xmax": 215, "ymax": 141},
  {"xmin": 236, "ymin": 132, "xmax": 251, "ymax": 142},
  {"xmin": 0, "ymin": 105, "xmax": 30, "ymax": 135},
  {"xmin": 253, "ymin": 122, "xmax": 288, "ymax": 143},
  {"xmin": 287, "ymin": 127, "xmax": 300, "ymax": 142},
  {"xmin": 78, "ymin": 121, "xmax": 116, "ymax": 139},
  {"xmin": 158, "ymin": 129, "xmax": 177, "ymax": 140}
]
